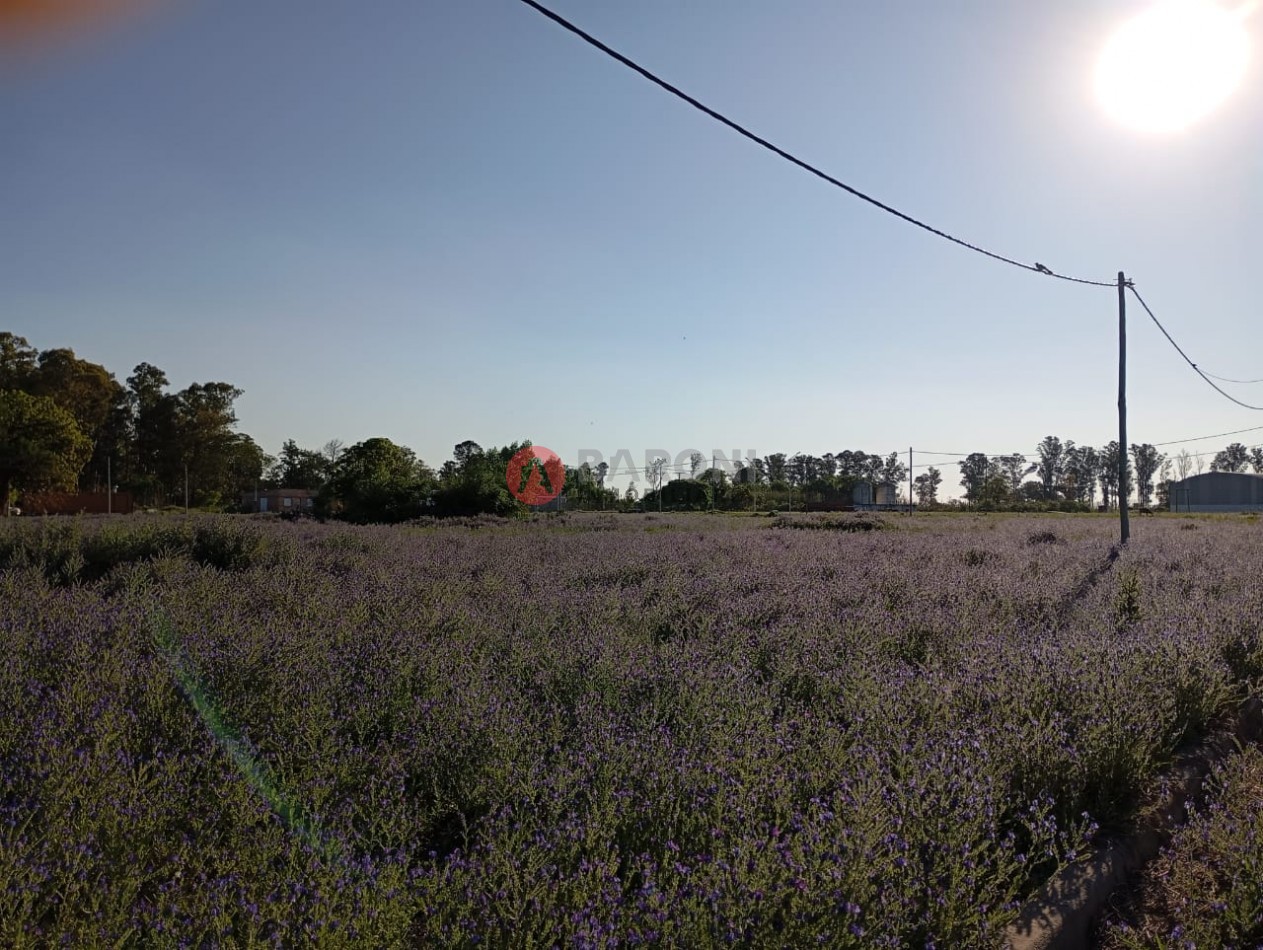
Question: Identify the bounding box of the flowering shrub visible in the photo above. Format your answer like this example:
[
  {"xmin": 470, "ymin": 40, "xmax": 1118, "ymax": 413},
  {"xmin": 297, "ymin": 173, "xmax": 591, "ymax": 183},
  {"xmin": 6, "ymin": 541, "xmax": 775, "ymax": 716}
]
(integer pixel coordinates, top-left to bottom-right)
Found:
[
  {"xmin": 1102, "ymin": 745, "xmax": 1263, "ymax": 949},
  {"xmin": 0, "ymin": 514, "xmax": 1258, "ymax": 946}
]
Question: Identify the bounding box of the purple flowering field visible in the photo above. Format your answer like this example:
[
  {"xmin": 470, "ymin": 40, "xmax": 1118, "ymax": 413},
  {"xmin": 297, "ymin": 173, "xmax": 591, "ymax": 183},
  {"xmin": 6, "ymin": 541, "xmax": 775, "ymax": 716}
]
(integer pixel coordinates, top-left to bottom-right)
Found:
[{"xmin": 1, "ymin": 512, "xmax": 1260, "ymax": 947}]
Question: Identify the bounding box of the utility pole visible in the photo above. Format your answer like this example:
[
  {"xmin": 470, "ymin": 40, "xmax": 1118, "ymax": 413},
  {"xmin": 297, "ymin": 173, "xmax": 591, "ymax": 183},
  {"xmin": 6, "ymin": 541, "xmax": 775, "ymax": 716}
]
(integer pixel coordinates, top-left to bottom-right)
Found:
[
  {"xmin": 908, "ymin": 446, "xmax": 913, "ymax": 515},
  {"xmin": 1118, "ymin": 271, "xmax": 1130, "ymax": 545},
  {"xmin": 106, "ymin": 457, "xmax": 112, "ymax": 515}
]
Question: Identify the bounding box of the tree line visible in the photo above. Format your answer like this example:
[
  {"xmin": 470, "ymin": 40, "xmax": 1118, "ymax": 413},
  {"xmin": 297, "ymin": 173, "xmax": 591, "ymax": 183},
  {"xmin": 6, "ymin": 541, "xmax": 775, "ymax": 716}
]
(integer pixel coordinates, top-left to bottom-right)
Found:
[
  {"xmin": 4, "ymin": 331, "xmax": 1259, "ymax": 519},
  {"xmin": 951, "ymin": 436, "xmax": 1262, "ymax": 511},
  {"xmin": 0, "ymin": 333, "xmax": 266, "ymax": 511}
]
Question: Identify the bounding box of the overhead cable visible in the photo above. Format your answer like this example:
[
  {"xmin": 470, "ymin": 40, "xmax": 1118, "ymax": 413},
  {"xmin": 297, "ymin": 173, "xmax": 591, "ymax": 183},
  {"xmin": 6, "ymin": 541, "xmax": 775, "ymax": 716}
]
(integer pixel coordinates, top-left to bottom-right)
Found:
[
  {"xmin": 1128, "ymin": 286, "xmax": 1263, "ymax": 412},
  {"xmin": 515, "ymin": 0, "xmax": 1116, "ymax": 288}
]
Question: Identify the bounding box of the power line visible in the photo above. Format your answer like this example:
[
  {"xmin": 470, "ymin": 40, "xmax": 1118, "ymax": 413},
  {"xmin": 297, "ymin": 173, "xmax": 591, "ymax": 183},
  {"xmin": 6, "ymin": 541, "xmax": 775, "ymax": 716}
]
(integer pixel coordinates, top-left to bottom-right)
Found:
[
  {"xmin": 1199, "ymin": 371, "xmax": 1263, "ymax": 385},
  {"xmin": 515, "ymin": 0, "xmax": 1116, "ymax": 289},
  {"xmin": 914, "ymin": 449, "xmax": 1031, "ymax": 459},
  {"xmin": 1128, "ymin": 286, "xmax": 1263, "ymax": 412},
  {"xmin": 1179, "ymin": 442, "xmax": 1262, "ymax": 460},
  {"xmin": 1156, "ymin": 424, "xmax": 1263, "ymax": 447}
]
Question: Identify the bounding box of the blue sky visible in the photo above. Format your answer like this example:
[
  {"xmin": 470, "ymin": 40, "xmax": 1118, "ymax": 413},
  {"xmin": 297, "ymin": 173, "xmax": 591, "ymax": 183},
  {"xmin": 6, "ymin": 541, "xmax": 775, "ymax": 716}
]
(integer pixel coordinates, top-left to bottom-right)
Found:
[{"xmin": 3, "ymin": 0, "xmax": 1261, "ymax": 496}]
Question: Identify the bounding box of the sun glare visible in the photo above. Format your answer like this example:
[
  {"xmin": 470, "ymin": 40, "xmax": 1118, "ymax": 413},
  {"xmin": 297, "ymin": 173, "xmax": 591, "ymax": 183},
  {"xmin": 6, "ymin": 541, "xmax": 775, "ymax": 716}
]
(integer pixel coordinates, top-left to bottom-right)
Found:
[{"xmin": 1096, "ymin": 0, "xmax": 1253, "ymax": 133}]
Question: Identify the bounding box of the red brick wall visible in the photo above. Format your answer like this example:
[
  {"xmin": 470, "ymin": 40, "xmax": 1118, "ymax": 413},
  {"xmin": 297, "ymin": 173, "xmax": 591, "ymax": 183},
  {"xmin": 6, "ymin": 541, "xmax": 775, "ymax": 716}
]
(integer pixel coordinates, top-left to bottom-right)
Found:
[{"xmin": 20, "ymin": 492, "xmax": 135, "ymax": 515}]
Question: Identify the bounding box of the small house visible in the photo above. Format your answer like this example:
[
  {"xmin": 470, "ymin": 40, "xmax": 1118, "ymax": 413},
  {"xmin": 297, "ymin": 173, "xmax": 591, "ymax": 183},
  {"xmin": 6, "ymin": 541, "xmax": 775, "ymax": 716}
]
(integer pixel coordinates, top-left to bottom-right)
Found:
[{"xmin": 241, "ymin": 488, "xmax": 316, "ymax": 514}]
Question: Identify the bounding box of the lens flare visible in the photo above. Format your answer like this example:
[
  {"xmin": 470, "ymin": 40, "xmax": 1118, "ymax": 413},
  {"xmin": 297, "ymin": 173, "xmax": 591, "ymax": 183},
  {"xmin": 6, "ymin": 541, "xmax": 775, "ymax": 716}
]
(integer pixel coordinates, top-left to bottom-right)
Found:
[{"xmin": 0, "ymin": 0, "xmax": 159, "ymax": 54}]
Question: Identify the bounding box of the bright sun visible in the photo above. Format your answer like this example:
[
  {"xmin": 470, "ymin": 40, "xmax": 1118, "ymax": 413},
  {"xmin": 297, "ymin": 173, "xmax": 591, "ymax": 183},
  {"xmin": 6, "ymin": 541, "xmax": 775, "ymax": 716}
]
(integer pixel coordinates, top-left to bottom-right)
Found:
[{"xmin": 1096, "ymin": 0, "xmax": 1253, "ymax": 133}]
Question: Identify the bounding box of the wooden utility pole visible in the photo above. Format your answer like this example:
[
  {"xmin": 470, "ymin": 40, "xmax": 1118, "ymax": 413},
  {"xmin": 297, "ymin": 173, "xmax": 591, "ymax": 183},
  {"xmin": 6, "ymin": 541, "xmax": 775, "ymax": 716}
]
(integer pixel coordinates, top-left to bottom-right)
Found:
[
  {"xmin": 908, "ymin": 446, "xmax": 913, "ymax": 515},
  {"xmin": 1118, "ymin": 272, "xmax": 1130, "ymax": 545}
]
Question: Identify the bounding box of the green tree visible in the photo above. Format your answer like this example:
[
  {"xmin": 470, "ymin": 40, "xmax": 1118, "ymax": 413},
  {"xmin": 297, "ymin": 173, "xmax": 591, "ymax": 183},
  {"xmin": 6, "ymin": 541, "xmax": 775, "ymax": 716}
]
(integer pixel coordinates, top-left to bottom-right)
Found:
[
  {"xmin": 223, "ymin": 434, "xmax": 272, "ymax": 505},
  {"xmin": 994, "ymin": 454, "xmax": 1027, "ymax": 495},
  {"xmin": 127, "ymin": 363, "xmax": 180, "ymax": 504},
  {"xmin": 1211, "ymin": 442, "xmax": 1251, "ymax": 473},
  {"xmin": 959, "ymin": 453, "xmax": 990, "ymax": 504},
  {"xmin": 269, "ymin": 439, "xmax": 330, "ymax": 490},
  {"xmin": 1064, "ymin": 445, "xmax": 1099, "ymax": 506},
  {"xmin": 321, "ymin": 437, "xmax": 437, "ymax": 523},
  {"xmin": 764, "ymin": 453, "xmax": 788, "ymax": 486},
  {"xmin": 173, "ymin": 381, "xmax": 247, "ymax": 507},
  {"xmin": 1252, "ymin": 447, "xmax": 1263, "ymax": 474},
  {"xmin": 30, "ymin": 348, "xmax": 127, "ymax": 491},
  {"xmin": 1099, "ymin": 441, "xmax": 1131, "ymax": 509},
  {"xmin": 1129, "ymin": 443, "xmax": 1165, "ymax": 507},
  {"xmin": 978, "ymin": 473, "xmax": 1011, "ymax": 508},
  {"xmin": 0, "ymin": 333, "xmax": 38, "ymax": 390},
  {"xmin": 913, "ymin": 466, "xmax": 942, "ymax": 506},
  {"xmin": 0, "ymin": 390, "xmax": 91, "ymax": 513},
  {"xmin": 1036, "ymin": 436, "xmax": 1065, "ymax": 499},
  {"xmin": 453, "ymin": 440, "xmax": 483, "ymax": 473},
  {"xmin": 435, "ymin": 440, "xmax": 532, "ymax": 516},
  {"xmin": 879, "ymin": 451, "xmax": 908, "ymax": 488}
]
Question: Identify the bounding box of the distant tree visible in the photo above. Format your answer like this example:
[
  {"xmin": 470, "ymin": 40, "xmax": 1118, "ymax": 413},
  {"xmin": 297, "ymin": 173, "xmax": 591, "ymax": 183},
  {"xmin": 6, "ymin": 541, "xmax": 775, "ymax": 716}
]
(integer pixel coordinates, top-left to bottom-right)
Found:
[
  {"xmin": 959, "ymin": 453, "xmax": 990, "ymax": 504},
  {"xmin": 1252, "ymin": 447, "xmax": 1263, "ymax": 474},
  {"xmin": 832, "ymin": 450, "xmax": 866, "ymax": 481},
  {"xmin": 1212, "ymin": 442, "xmax": 1251, "ymax": 473},
  {"xmin": 321, "ymin": 437, "xmax": 437, "ymax": 523},
  {"xmin": 699, "ymin": 467, "xmax": 728, "ymax": 488},
  {"xmin": 978, "ymin": 474, "xmax": 1011, "ymax": 508},
  {"xmin": 913, "ymin": 466, "xmax": 942, "ymax": 506},
  {"xmin": 1130, "ymin": 443, "xmax": 1164, "ymax": 507},
  {"xmin": 1036, "ymin": 436, "xmax": 1065, "ymax": 499},
  {"xmin": 1099, "ymin": 441, "xmax": 1130, "ymax": 509},
  {"xmin": 1063, "ymin": 445, "xmax": 1098, "ymax": 506},
  {"xmin": 0, "ymin": 332, "xmax": 39, "ymax": 390},
  {"xmin": 690, "ymin": 452, "xmax": 705, "ymax": 479},
  {"xmin": 1018, "ymin": 482, "xmax": 1045, "ymax": 502},
  {"xmin": 764, "ymin": 453, "xmax": 788, "ymax": 486},
  {"xmin": 223, "ymin": 434, "xmax": 271, "ymax": 503},
  {"xmin": 660, "ymin": 478, "xmax": 708, "ymax": 510},
  {"xmin": 995, "ymin": 454, "xmax": 1027, "ymax": 496},
  {"xmin": 270, "ymin": 439, "xmax": 329, "ymax": 490},
  {"xmin": 1155, "ymin": 458, "xmax": 1173, "ymax": 510},
  {"xmin": 322, "ymin": 439, "xmax": 344, "ymax": 465},
  {"xmin": 173, "ymin": 381, "xmax": 247, "ymax": 507},
  {"xmin": 1174, "ymin": 449, "xmax": 1194, "ymax": 482},
  {"xmin": 0, "ymin": 390, "xmax": 90, "ymax": 513},
  {"xmin": 861, "ymin": 453, "xmax": 886, "ymax": 487},
  {"xmin": 646, "ymin": 456, "xmax": 668, "ymax": 508},
  {"xmin": 698, "ymin": 467, "xmax": 728, "ymax": 508},
  {"xmin": 880, "ymin": 451, "xmax": 907, "ymax": 488},
  {"xmin": 787, "ymin": 454, "xmax": 810, "ymax": 487},
  {"xmin": 27, "ymin": 348, "xmax": 123, "ymax": 490},
  {"xmin": 126, "ymin": 363, "xmax": 180, "ymax": 504},
  {"xmin": 452, "ymin": 440, "xmax": 483, "ymax": 472},
  {"xmin": 436, "ymin": 441, "xmax": 532, "ymax": 516}
]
